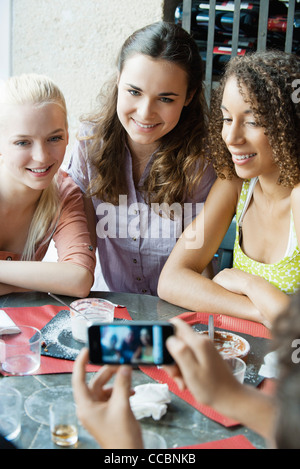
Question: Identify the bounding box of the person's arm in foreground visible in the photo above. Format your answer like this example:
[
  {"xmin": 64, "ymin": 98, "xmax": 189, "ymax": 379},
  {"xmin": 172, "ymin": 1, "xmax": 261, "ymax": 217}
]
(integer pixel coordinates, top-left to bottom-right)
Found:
[
  {"xmin": 165, "ymin": 318, "xmax": 277, "ymax": 443},
  {"xmin": 72, "ymin": 348, "xmax": 143, "ymax": 449}
]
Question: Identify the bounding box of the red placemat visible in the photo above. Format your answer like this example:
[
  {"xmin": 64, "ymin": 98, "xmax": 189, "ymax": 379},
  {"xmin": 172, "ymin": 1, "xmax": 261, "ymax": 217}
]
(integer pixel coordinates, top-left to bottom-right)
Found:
[
  {"xmin": 1, "ymin": 304, "xmax": 132, "ymax": 375},
  {"xmin": 177, "ymin": 434, "xmax": 257, "ymax": 449},
  {"xmin": 177, "ymin": 311, "xmax": 271, "ymax": 339},
  {"xmin": 141, "ymin": 311, "xmax": 273, "ymax": 427}
]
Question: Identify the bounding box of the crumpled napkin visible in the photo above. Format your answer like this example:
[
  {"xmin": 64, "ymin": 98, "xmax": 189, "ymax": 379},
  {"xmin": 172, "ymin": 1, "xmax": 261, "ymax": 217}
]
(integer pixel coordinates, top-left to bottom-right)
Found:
[
  {"xmin": 259, "ymin": 351, "xmax": 278, "ymax": 379},
  {"xmin": 130, "ymin": 383, "xmax": 171, "ymax": 420}
]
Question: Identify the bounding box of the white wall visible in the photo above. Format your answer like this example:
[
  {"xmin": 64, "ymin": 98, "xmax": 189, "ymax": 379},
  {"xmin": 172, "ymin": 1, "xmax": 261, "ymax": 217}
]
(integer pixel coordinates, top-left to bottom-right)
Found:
[
  {"xmin": 0, "ymin": 0, "xmax": 12, "ymax": 79},
  {"xmin": 11, "ymin": 0, "xmax": 170, "ymax": 161}
]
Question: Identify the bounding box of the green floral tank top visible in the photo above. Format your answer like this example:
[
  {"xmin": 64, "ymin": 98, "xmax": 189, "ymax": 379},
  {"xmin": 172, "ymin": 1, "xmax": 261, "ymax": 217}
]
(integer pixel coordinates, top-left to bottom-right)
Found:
[{"xmin": 233, "ymin": 178, "xmax": 300, "ymax": 294}]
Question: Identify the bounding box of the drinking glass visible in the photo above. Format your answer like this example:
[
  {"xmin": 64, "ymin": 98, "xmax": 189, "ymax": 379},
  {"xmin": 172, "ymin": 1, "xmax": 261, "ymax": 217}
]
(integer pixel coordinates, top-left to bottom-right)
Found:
[
  {"xmin": 0, "ymin": 383, "xmax": 22, "ymax": 440},
  {"xmin": 0, "ymin": 325, "xmax": 41, "ymax": 375},
  {"xmin": 225, "ymin": 356, "xmax": 246, "ymax": 383},
  {"xmin": 49, "ymin": 401, "xmax": 78, "ymax": 447},
  {"xmin": 142, "ymin": 429, "xmax": 167, "ymax": 449}
]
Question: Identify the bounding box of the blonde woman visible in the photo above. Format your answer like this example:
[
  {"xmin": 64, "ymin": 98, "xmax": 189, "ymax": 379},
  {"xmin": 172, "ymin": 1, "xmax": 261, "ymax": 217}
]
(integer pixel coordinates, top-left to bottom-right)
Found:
[{"xmin": 0, "ymin": 74, "xmax": 95, "ymax": 297}]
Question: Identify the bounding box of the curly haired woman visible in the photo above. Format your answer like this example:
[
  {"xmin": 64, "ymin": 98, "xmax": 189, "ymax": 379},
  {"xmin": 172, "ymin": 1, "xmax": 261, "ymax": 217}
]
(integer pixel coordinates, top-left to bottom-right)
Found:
[
  {"xmin": 68, "ymin": 21, "xmax": 215, "ymax": 296},
  {"xmin": 158, "ymin": 50, "xmax": 300, "ymax": 327}
]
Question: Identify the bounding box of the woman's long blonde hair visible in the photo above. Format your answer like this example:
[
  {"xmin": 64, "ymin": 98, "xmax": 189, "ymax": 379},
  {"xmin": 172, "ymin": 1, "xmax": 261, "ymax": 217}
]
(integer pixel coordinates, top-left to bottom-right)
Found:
[
  {"xmin": 81, "ymin": 21, "xmax": 209, "ymax": 207},
  {"xmin": 0, "ymin": 73, "xmax": 68, "ymax": 260}
]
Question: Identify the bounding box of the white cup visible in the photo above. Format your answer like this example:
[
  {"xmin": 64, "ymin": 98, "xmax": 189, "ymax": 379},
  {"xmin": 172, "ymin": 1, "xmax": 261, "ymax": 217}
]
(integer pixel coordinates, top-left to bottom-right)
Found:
[{"xmin": 70, "ymin": 298, "xmax": 115, "ymax": 343}]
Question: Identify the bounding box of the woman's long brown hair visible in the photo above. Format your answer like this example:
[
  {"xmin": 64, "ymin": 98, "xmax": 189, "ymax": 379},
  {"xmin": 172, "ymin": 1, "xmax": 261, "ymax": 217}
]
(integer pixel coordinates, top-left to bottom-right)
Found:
[{"xmin": 80, "ymin": 21, "xmax": 209, "ymax": 206}]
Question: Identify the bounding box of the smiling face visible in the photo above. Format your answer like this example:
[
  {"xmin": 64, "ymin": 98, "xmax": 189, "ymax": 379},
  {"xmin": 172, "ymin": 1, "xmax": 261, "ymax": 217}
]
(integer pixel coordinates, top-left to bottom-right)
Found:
[
  {"xmin": 221, "ymin": 76, "xmax": 279, "ymax": 181},
  {"xmin": 117, "ymin": 53, "xmax": 192, "ymax": 155},
  {"xmin": 0, "ymin": 102, "xmax": 68, "ymax": 192}
]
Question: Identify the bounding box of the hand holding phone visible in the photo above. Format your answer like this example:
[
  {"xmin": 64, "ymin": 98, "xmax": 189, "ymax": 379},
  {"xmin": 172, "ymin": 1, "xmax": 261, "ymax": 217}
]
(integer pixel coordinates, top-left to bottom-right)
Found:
[{"xmin": 88, "ymin": 321, "xmax": 175, "ymax": 366}]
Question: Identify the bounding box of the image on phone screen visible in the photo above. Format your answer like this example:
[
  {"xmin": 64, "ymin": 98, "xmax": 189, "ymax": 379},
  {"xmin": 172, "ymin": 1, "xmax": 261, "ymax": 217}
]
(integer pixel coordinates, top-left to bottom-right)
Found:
[{"xmin": 88, "ymin": 323, "xmax": 174, "ymax": 365}]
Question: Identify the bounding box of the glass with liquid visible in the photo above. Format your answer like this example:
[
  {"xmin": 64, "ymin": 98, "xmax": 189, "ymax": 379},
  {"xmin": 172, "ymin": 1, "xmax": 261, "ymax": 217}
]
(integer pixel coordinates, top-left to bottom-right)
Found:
[{"xmin": 49, "ymin": 402, "xmax": 78, "ymax": 447}]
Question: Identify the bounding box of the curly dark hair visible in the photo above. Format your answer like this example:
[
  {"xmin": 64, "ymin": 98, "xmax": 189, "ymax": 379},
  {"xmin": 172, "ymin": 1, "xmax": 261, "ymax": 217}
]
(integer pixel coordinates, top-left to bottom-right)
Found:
[
  {"xmin": 80, "ymin": 21, "xmax": 209, "ymax": 206},
  {"xmin": 208, "ymin": 50, "xmax": 300, "ymax": 187}
]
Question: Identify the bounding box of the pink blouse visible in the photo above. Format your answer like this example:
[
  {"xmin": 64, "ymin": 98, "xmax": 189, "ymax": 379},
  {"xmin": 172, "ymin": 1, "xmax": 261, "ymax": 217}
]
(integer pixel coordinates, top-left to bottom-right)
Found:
[{"xmin": 0, "ymin": 170, "xmax": 96, "ymax": 277}]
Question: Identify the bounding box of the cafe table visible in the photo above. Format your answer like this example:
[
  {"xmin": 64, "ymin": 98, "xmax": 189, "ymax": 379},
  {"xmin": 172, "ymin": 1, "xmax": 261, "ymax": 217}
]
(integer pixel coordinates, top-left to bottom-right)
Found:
[{"xmin": 0, "ymin": 291, "xmax": 268, "ymax": 450}]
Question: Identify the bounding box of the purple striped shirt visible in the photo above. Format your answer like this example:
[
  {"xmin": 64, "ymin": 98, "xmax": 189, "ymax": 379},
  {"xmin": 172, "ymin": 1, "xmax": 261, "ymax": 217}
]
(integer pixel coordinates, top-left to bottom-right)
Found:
[{"xmin": 68, "ymin": 124, "xmax": 215, "ymax": 295}]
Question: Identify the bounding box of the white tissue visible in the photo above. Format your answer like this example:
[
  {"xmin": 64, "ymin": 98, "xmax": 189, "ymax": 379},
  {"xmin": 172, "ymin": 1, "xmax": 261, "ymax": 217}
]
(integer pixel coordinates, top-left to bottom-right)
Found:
[
  {"xmin": 0, "ymin": 310, "xmax": 20, "ymax": 335},
  {"xmin": 130, "ymin": 383, "xmax": 171, "ymax": 420},
  {"xmin": 259, "ymin": 351, "xmax": 278, "ymax": 379}
]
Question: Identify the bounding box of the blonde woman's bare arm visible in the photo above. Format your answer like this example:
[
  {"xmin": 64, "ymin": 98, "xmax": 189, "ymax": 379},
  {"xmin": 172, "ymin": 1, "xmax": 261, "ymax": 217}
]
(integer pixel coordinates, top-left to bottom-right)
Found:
[{"xmin": 0, "ymin": 261, "xmax": 94, "ymax": 298}]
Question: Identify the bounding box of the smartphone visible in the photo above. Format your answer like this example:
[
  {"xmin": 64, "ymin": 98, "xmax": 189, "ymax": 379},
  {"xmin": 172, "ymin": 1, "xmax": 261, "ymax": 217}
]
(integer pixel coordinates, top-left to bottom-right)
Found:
[{"xmin": 88, "ymin": 321, "xmax": 175, "ymax": 366}]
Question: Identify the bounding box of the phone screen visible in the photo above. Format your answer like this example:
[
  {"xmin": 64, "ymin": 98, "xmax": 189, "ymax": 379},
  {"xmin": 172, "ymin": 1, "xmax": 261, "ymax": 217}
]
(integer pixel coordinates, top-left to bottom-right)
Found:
[{"xmin": 88, "ymin": 322, "xmax": 175, "ymax": 366}]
